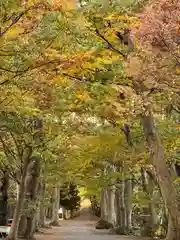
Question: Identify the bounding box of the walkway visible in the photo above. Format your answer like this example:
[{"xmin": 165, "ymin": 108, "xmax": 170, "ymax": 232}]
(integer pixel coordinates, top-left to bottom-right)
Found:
[{"xmin": 36, "ymin": 208, "xmax": 148, "ymax": 240}]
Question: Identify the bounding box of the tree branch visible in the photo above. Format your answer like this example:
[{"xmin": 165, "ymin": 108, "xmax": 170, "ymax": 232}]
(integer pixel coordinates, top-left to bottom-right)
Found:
[
  {"xmin": 172, "ymin": 105, "xmax": 180, "ymax": 114},
  {"xmin": 120, "ymin": 123, "xmax": 133, "ymax": 146},
  {"xmin": 0, "ymin": 135, "xmax": 16, "ymax": 161},
  {"xmin": 9, "ymin": 130, "xmax": 23, "ymax": 161},
  {"xmin": 0, "ymin": 12, "xmax": 24, "ymax": 38},
  {"xmin": 0, "ymin": 3, "xmax": 41, "ymax": 38},
  {"xmin": 95, "ymin": 28, "xmax": 126, "ymax": 58},
  {"xmin": 0, "ymin": 79, "xmax": 9, "ymax": 85}
]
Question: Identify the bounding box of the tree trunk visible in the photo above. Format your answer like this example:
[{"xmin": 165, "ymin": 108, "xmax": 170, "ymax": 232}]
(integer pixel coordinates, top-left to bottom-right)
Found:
[
  {"xmin": 141, "ymin": 110, "xmax": 180, "ymax": 239},
  {"xmin": 47, "ymin": 207, "xmax": 52, "ymax": 219},
  {"xmin": 34, "ymin": 203, "xmax": 40, "ymax": 232},
  {"xmin": 0, "ymin": 170, "xmax": 9, "ymax": 226},
  {"xmin": 10, "ymin": 188, "xmax": 26, "ymax": 240},
  {"xmin": 96, "ymin": 187, "xmax": 113, "ymax": 229},
  {"xmin": 107, "ymin": 185, "xmax": 116, "ymax": 225},
  {"xmin": 115, "ymin": 180, "xmax": 127, "ymax": 234},
  {"xmin": 125, "ymin": 179, "xmax": 133, "ymax": 233},
  {"xmin": 24, "ymin": 217, "xmax": 35, "ymax": 239},
  {"xmin": 23, "ymin": 156, "xmax": 40, "ymax": 239},
  {"xmin": 34, "ymin": 182, "xmax": 46, "ymax": 230},
  {"xmin": 51, "ymin": 186, "xmax": 60, "ymax": 226},
  {"xmin": 34, "ymin": 182, "xmax": 41, "ymax": 232},
  {"xmin": 121, "ymin": 123, "xmax": 133, "ymax": 233},
  {"xmin": 8, "ymin": 146, "xmax": 32, "ymax": 240},
  {"xmin": 90, "ymin": 196, "xmax": 100, "ymax": 217},
  {"xmin": 166, "ymin": 215, "xmax": 176, "ymax": 240},
  {"xmin": 18, "ymin": 215, "xmax": 26, "ymax": 237},
  {"xmin": 141, "ymin": 168, "xmax": 158, "ymax": 237},
  {"xmin": 100, "ymin": 188, "xmax": 108, "ymax": 222},
  {"xmin": 39, "ymin": 182, "xmax": 46, "ymax": 227}
]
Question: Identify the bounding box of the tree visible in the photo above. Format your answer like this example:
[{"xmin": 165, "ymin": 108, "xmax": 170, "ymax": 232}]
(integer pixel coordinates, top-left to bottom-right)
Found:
[
  {"xmin": 60, "ymin": 183, "xmax": 81, "ymax": 218},
  {"xmin": 0, "ymin": 1, "xmax": 179, "ymax": 239},
  {"xmin": 21, "ymin": 156, "xmax": 41, "ymax": 239},
  {"xmin": 0, "ymin": 113, "xmax": 43, "ymax": 240}
]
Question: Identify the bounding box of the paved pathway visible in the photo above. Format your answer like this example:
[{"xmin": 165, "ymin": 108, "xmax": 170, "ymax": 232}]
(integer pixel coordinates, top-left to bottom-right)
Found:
[{"xmin": 36, "ymin": 208, "xmax": 147, "ymax": 240}]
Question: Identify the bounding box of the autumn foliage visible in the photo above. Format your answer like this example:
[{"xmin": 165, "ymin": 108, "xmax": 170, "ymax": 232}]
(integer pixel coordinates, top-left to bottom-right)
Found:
[
  {"xmin": 139, "ymin": 0, "xmax": 179, "ymax": 52},
  {"xmin": 0, "ymin": 0, "xmax": 179, "ymax": 240}
]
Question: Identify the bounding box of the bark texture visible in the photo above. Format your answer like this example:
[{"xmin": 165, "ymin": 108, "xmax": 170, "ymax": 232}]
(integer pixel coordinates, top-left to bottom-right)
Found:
[
  {"xmin": 39, "ymin": 182, "xmax": 46, "ymax": 227},
  {"xmin": 108, "ymin": 185, "xmax": 116, "ymax": 225},
  {"xmin": 22, "ymin": 156, "xmax": 40, "ymax": 239},
  {"xmin": 50, "ymin": 186, "xmax": 60, "ymax": 226},
  {"xmin": 141, "ymin": 109, "xmax": 180, "ymax": 239},
  {"xmin": 166, "ymin": 215, "xmax": 176, "ymax": 240},
  {"xmin": 115, "ymin": 180, "xmax": 127, "ymax": 234},
  {"xmin": 124, "ymin": 179, "xmax": 133, "ymax": 233},
  {"xmin": 96, "ymin": 188, "xmax": 113, "ymax": 229},
  {"xmin": 0, "ymin": 170, "xmax": 9, "ymax": 226},
  {"xmin": 8, "ymin": 146, "xmax": 32, "ymax": 240},
  {"xmin": 141, "ymin": 168, "xmax": 158, "ymax": 237}
]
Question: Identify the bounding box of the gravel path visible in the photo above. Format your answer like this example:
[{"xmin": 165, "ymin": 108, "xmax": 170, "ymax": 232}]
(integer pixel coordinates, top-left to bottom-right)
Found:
[{"xmin": 36, "ymin": 208, "xmax": 148, "ymax": 240}]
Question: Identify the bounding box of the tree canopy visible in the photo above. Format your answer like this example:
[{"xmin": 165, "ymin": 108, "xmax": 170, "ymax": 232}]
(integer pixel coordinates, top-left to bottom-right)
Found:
[{"xmin": 0, "ymin": 0, "xmax": 179, "ymax": 240}]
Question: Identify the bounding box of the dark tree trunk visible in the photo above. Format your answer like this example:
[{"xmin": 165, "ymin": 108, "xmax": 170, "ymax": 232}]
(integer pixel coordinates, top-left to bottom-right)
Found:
[
  {"xmin": 0, "ymin": 170, "xmax": 9, "ymax": 226},
  {"xmin": 18, "ymin": 215, "xmax": 26, "ymax": 237},
  {"xmin": 24, "ymin": 217, "xmax": 35, "ymax": 239},
  {"xmin": 22, "ymin": 156, "xmax": 40, "ymax": 240}
]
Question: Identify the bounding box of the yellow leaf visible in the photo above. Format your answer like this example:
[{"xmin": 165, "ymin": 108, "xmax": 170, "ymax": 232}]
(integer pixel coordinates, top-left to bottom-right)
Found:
[
  {"xmin": 52, "ymin": 0, "xmax": 76, "ymax": 11},
  {"xmin": 76, "ymin": 92, "xmax": 90, "ymax": 101},
  {"xmin": 5, "ymin": 27, "xmax": 24, "ymax": 39},
  {"xmin": 117, "ymin": 15, "xmax": 129, "ymax": 21},
  {"xmin": 104, "ymin": 14, "xmax": 116, "ymax": 21}
]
